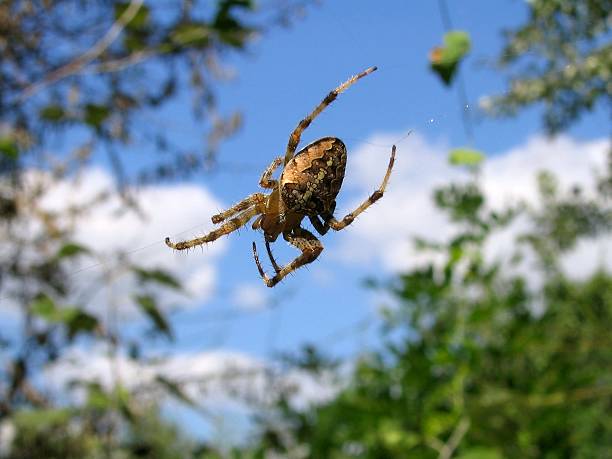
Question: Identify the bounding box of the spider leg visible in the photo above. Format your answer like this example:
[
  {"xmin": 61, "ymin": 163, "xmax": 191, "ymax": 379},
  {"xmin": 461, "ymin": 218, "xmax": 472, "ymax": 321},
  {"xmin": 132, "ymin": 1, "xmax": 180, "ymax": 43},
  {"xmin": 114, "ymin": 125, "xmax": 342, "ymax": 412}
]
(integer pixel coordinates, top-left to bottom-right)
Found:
[
  {"xmin": 265, "ymin": 240, "xmax": 282, "ymax": 274},
  {"xmin": 253, "ymin": 228, "xmax": 323, "ymax": 288},
  {"xmin": 309, "ymin": 215, "xmax": 330, "ymax": 236},
  {"xmin": 166, "ymin": 207, "xmax": 261, "ymax": 250},
  {"xmin": 211, "ymin": 193, "xmax": 266, "ymax": 224},
  {"xmin": 259, "ymin": 156, "xmax": 283, "ymax": 189},
  {"xmin": 284, "ymin": 66, "xmax": 377, "ymax": 166},
  {"xmin": 325, "ymin": 145, "xmax": 395, "ymax": 231}
]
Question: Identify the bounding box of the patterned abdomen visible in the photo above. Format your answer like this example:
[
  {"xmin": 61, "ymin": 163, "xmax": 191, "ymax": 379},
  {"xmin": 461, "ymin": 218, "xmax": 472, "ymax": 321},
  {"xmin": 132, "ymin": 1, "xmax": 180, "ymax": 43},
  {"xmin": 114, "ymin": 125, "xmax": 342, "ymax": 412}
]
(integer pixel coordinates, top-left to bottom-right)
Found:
[{"xmin": 280, "ymin": 137, "xmax": 347, "ymax": 216}]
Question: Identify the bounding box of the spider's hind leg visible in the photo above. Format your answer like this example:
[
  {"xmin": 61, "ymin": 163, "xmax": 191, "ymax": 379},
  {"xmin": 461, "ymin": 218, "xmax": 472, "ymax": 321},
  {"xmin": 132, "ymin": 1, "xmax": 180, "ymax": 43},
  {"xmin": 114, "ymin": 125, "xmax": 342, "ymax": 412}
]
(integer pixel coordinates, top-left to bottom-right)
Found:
[
  {"xmin": 326, "ymin": 145, "xmax": 395, "ymax": 231},
  {"xmin": 166, "ymin": 206, "xmax": 261, "ymax": 250},
  {"xmin": 265, "ymin": 240, "xmax": 282, "ymax": 274},
  {"xmin": 253, "ymin": 228, "xmax": 323, "ymax": 287}
]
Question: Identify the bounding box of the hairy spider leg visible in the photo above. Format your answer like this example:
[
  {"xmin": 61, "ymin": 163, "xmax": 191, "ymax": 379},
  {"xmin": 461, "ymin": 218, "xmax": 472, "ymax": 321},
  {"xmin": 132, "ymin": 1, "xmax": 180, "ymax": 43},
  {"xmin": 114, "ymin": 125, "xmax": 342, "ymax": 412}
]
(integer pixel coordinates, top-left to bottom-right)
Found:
[
  {"xmin": 211, "ymin": 193, "xmax": 266, "ymax": 224},
  {"xmin": 309, "ymin": 215, "xmax": 330, "ymax": 235},
  {"xmin": 259, "ymin": 156, "xmax": 283, "ymax": 189},
  {"xmin": 264, "ymin": 240, "xmax": 282, "ymax": 274},
  {"xmin": 324, "ymin": 145, "xmax": 396, "ymax": 231},
  {"xmin": 283, "ymin": 66, "xmax": 378, "ymax": 166},
  {"xmin": 253, "ymin": 228, "xmax": 323, "ymax": 287},
  {"xmin": 166, "ymin": 206, "xmax": 262, "ymax": 250}
]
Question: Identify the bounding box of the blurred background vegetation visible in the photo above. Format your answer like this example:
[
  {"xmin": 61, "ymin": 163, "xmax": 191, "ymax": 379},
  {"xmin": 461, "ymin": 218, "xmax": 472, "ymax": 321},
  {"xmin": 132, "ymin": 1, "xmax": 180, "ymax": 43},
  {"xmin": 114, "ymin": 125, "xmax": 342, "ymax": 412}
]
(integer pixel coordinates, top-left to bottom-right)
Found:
[{"xmin": 1, "ymin": 0, "xmax": 610, "ymax": 457}]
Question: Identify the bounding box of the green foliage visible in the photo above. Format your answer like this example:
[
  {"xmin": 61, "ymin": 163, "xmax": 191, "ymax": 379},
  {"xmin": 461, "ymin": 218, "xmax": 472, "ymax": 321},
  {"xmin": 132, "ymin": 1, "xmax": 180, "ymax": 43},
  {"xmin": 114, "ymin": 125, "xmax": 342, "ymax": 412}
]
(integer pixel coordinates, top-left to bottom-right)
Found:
[
  {"xmin": 429, "ymin": 31, "xmax": 471, "ymax": 85},
  {"xmin": 7, "ymin": 409, "xmax": 99, "ymax": 459},
  {"xmin": 247, "ymin": 170, "xmax": 612, "ymax": 458},
  {"xmin": 485, "ymin": 0, "xmax": 611, "ymax": 133},
  {"xmin": 5, "ymin": 404, "xmax": 205, "ymax": 459}
]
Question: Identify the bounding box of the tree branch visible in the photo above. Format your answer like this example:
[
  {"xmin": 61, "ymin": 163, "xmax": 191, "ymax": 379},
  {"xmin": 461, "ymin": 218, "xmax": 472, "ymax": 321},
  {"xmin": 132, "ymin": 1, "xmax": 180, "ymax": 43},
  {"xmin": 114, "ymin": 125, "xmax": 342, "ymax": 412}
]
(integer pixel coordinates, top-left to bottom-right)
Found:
[{"xmin": 19, "ymin": 0, "xmax": 144, "ymax": 100}]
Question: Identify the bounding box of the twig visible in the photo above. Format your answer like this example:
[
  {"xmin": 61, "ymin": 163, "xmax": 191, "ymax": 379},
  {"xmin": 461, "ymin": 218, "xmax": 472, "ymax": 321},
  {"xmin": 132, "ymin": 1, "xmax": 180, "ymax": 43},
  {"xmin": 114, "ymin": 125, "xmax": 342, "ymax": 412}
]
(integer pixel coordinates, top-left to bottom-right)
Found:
[
  {"xmin": 20, "ymin": 0, "xmax": 144, "ymax": 100},
  {"xmin": 438, "ymin": 417, "xmax": 470, "ymax": 459}
]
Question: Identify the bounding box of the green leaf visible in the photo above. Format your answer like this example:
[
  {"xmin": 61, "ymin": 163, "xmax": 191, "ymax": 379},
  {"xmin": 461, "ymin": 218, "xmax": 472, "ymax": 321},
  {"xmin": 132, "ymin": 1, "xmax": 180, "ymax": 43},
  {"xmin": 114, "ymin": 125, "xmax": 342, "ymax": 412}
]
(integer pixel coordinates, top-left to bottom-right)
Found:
[
  {"xmin": 62, "ymin": 309, "xmax": 99, "ymax": 339},
  {"xmin": 456, "ymin": 447, "xmax": 503, "ymax": 459},
  {"xmin": 134, "ymin": 295, "xmax": 173, "ymax": 339},
  {"xmin": 0, "ymin": 136, "xmax": 19, "ymax": 159},
  {"xmin": 84, "ymin": 104, "xmax": 110, "ymax": 128},
  {"xmin": 30, "ymin": 295, "xmax": 59, "ymax": 321},
  {"xmin": 449, "ymin": 148, "xmax": 485, "ymax": 166},
  {"xmin": 114, "ymin": 2, "xmax": 150, "ymax": 29},
  {"xmin": 86, "ymin": 382, "xmax": 112, "ymax": 410},
  {"xmin": 423, "ymin": 412, "xmax": 456, "ymax": 438},
  {"xmin": 430, "ymin": 30, "xmax": 471, "ymax": 85},
  {"xmin": 171, "ymin": 23, "xmax": 211, "ymax": 47},
  {"xmin": 132, "ymin": 267, "xmax": 182, "ymax": 290},
  {"xmin": 15, "ymin": 408, "xmax": 72, "ymax": 430},
  {"xmin": 39, "ymin": 105, "xmax": 65, "ymax": 122},
  {"xmin": 155, "ymin": 375, "xmax": 195, "ymax": 406},
  {"xmin": 56, "ymin": 242, "xmax": 90, "ymax": 259},
  {"xmin": 115, "ymin": 385, "xmax": 136, "ymax": 423},
  {"xmin": 30, "ymin": 295, "xmax": 97, "ymax": 339},
  {"xmin": 444, "ymin": 31, "xmax": 471, "ymax": 60}
]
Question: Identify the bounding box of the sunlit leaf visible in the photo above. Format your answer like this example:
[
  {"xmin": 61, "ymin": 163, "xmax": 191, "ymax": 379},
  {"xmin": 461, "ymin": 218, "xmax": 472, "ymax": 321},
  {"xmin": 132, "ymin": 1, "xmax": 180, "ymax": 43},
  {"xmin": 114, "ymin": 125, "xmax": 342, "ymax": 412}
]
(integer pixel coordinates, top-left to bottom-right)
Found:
[
  {"xmin": 430, "ymin": 30, "xmax": 471, "ymax": 85},
  {"xmin": 449, "ymin": 147, "xmax": 485, "ymax": 166},
  {"xmin": 30, "ymin": 295, "xmax": 59, "ymax": 321}
]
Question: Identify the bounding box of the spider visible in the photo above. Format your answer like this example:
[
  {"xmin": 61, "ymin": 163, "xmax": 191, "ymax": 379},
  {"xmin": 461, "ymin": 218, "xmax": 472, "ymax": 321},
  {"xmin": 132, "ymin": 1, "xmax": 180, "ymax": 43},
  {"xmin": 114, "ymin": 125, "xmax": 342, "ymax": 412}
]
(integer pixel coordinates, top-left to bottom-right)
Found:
[{"xmin": 165, "ymin": 66, "xmax": 396, "ymax": 287}]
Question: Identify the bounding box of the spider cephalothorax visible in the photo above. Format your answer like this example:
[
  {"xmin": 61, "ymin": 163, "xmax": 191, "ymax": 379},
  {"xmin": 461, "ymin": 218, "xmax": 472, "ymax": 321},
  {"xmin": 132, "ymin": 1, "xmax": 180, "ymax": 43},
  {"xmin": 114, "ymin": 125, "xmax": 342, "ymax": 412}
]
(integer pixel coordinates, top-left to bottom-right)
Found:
[{"xmin": 166, "ymin": 66, "xmax": 396, "ymax": 287}]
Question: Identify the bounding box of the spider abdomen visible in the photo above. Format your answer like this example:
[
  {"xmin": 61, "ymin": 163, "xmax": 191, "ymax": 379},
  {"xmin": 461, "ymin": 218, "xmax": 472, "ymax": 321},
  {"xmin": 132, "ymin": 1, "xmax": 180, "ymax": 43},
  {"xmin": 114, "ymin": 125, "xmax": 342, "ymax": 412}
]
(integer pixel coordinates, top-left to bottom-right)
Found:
[{"xmin": 280, "ymin": 137, "xmax": 347, "ymax": 216}]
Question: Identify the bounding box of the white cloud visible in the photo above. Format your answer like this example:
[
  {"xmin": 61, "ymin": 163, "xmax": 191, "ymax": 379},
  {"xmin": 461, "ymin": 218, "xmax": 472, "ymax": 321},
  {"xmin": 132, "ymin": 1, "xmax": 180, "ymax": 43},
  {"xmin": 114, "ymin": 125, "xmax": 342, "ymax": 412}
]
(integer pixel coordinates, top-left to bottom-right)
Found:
[
  {"xmin": 231, "ymin": 283, "xmax": 269, "ymax": 310},
  {"xmin": 335, "ymin": 132, "xmax": 611, "ymax": 277},
  {"xmin": 44, "ymin": 346, "xmax": 339, "ymax": 414},
  {"xmin": 1, "ymin": 167, "xmax": 227, "ymax": 317}
]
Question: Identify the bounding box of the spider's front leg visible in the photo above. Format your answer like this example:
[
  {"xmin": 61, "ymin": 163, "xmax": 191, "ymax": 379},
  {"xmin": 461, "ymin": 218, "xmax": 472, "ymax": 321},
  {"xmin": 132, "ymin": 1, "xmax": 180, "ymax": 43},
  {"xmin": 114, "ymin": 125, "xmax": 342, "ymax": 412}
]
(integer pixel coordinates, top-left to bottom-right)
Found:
[
  {"xmin": 253, "ymin": 228, "xmax": 323, "ymax": 287},
  {"xmin": 259, "ymin": 156, "xmax": 283, "ymax": 189},
  {"xmin": 284, "ymin": 66, "xmax": 377, "ymax": 166},
  {"xmin": 325, "ymin": 145, "xmax": 395, "ymax": 231}
]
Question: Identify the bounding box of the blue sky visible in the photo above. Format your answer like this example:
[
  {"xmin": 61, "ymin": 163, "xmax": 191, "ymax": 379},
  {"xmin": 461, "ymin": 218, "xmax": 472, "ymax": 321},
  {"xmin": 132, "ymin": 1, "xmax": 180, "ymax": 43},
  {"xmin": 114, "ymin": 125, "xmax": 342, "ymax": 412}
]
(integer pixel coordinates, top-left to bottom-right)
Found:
[{"xmin": 6, "ymin": 0, "xmax": 611, "ymax": 442}]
